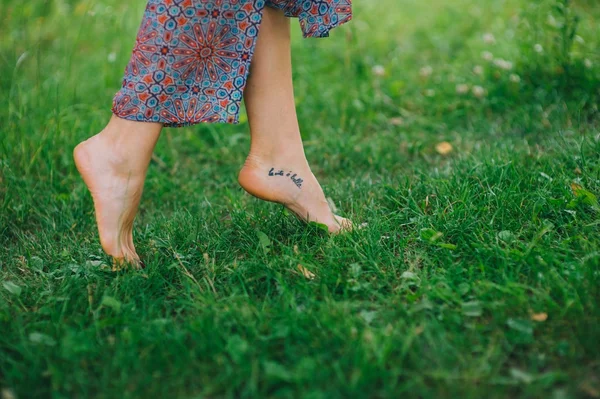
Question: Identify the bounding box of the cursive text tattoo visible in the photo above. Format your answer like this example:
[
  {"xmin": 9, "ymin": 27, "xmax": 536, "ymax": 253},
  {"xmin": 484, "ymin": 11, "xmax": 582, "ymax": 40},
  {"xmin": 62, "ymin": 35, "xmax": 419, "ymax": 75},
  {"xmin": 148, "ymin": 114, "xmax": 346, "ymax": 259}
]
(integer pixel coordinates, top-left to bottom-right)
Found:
[{"xmin": 268, "ymin": 167, "xmax": 303, "ymax": 188}]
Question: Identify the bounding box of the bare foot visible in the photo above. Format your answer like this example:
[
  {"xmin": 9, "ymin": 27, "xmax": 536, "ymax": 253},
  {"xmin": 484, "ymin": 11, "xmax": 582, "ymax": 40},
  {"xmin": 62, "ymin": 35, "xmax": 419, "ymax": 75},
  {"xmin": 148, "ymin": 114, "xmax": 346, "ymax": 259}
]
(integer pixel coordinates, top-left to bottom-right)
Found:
[
  {"xmin": 238, "ymin": 154, "xmax": 352, "ymax": 233},
  {"xmin": 74, "ymin": 134, "xmax": 146, "ymax": 268}
]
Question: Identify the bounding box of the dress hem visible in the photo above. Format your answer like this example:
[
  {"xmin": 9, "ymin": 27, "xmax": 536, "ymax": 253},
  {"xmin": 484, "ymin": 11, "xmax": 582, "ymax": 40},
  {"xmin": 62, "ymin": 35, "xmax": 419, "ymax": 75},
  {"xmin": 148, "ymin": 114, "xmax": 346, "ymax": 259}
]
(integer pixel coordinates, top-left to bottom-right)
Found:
[
  {"xmin": 111, "ymin": 106, "xmax": 241, "ymax": 127},
  {"xmin": 301, "ymin": 13, "xmax": 353, "ymax": 39}
]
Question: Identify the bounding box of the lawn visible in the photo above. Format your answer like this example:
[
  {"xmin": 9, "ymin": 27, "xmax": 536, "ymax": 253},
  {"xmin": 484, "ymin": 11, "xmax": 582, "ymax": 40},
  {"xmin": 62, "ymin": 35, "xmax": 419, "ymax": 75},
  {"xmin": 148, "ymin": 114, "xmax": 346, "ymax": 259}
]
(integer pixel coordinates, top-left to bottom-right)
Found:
[{"xmin": 1, "ymin": 0, "xmax": 599, "ymax": 397}]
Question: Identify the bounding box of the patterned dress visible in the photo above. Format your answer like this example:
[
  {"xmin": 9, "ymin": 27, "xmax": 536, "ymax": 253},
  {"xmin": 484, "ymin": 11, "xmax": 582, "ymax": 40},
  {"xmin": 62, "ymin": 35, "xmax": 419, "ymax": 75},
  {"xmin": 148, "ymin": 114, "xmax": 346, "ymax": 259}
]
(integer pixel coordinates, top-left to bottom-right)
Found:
[{"xmin": 112, "ymin": 0, "xmax": 352, "ymax": 127}]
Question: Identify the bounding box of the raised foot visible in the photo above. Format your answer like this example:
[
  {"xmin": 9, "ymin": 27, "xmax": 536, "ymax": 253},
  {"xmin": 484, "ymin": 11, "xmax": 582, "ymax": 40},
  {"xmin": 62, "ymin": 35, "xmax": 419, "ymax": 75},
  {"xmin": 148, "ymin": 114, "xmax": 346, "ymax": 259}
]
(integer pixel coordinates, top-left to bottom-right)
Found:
[
  {"xmin": 238, "ymin": 156, "xmax": 352, "ymax": 233},
  {"xmin": 74, "ymin": 134, "xmax": 145, "ymax": 267}
]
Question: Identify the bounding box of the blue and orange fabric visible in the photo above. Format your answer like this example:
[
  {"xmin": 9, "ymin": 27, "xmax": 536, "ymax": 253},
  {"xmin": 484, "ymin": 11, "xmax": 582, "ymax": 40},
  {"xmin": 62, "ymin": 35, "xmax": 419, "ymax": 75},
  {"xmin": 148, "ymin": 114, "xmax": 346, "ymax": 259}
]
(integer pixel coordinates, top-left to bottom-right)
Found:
[{"xmin": 112, "ymin": 0, "xmax": 352, "ymax": 127}]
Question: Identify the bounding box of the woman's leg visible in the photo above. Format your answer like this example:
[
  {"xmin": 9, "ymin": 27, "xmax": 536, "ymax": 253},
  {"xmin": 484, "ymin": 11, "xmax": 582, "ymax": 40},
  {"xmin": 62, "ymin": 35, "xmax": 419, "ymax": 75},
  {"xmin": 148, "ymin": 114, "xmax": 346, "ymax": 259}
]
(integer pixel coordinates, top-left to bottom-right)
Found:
[
  {"xmin": 239, "ymin": 6, "xmax": 351, "ymax": 233},
  {"xmin": 74, "ymin": 116, "xmax": 162, "ymax": 266}
]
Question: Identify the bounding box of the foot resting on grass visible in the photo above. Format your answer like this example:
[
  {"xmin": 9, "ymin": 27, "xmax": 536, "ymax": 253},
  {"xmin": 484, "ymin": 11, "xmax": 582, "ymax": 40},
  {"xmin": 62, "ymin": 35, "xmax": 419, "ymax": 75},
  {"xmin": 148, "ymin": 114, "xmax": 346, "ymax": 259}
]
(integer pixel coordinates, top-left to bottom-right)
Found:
[{"xmin": 73, "ymin": 118, "xmax": 161, "ymax": 268}]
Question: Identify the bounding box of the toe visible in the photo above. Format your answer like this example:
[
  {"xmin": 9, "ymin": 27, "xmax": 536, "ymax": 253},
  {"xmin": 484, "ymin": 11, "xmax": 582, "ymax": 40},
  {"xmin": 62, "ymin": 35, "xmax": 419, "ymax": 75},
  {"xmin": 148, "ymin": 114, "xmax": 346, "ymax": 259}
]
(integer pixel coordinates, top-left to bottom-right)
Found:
[
  {"xmin": 331, "ymin": 215, "xmax": 353, "ymax": 234},
  {"xmin": 111, "ymin": 254, "xmax": 143, "ymax": 271}
]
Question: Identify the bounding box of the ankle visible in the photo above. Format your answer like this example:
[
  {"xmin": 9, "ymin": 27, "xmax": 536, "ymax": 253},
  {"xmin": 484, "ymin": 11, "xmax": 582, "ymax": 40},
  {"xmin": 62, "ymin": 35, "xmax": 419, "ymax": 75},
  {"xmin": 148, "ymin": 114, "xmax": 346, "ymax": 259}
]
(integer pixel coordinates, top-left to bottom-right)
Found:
[
  {"xmin": 92, "ymin": 133, "xmax": 128, "ymax": 164},
  {"xmin": 80, "ymin": 133, "xmax": 147, "ymax": 178}
]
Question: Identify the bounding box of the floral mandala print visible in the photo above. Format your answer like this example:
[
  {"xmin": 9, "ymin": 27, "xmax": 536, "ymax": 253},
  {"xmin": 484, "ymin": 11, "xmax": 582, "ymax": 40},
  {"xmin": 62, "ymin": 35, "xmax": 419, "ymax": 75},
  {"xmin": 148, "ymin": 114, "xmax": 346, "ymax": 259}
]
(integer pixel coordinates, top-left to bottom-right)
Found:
[
  {"xmin": 112, "ymin": 0, "xmax": 352, "ymax": 127},
  {"xmin": 172, "ymin": 21, "xmax": 238, "ymax": 83}
]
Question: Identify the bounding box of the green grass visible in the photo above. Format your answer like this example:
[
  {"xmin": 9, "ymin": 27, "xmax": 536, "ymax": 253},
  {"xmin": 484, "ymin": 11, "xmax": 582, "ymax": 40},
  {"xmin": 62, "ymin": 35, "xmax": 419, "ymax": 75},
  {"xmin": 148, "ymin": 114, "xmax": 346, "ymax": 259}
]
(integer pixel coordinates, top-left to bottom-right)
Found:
[{"xmin": 1, "ymin": 0, "xmax": 600, "ymax": 397}]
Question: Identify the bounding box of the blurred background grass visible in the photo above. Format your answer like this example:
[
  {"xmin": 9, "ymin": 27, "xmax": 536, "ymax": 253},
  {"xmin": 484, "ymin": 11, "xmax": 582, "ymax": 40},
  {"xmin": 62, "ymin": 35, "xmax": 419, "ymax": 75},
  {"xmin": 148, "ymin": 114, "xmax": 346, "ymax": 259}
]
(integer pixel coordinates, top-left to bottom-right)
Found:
[
  {"xmin": 1, "ymin": 0, "xmax": 599, "ymax": 398},
  {"xmin": 1, "ymin": 0, "xmax": 599, "ymax": 184}
]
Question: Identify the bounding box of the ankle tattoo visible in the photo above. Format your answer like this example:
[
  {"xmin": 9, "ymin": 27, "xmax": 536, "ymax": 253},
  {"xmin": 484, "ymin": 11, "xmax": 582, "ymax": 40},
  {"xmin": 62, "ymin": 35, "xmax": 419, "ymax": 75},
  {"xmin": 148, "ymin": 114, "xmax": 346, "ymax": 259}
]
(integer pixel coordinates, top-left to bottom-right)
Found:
[{"xmin": 268, "ymin": 167, "xmax": 303, "ymax": 188}]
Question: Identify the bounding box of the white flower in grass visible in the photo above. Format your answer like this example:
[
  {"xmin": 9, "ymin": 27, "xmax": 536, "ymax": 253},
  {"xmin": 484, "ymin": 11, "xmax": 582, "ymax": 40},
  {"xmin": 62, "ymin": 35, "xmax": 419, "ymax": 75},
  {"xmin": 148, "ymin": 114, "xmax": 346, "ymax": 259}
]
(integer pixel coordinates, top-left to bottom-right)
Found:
[
  {"xmin": 372, "ymin": 65, "xmax": 386, "ymax": 77},
  {"xmin": 534, "ymin": 44, "xmax": 543, "ymax": 53},
  {"xmin": 509, "ymin": 74, "xmax": 521, "ymax": 83},
  {"xmin": 425, "ymin": 89, "xmax": 436, "ymax": 97},
  {"xmin": 420, "ymin": 65, "xmax": 433, "ymax": 78},
  {"xmin": 473, "ymin": 65, "xmax": 484, "ymax": 75},
  {"xmin": 483, "ymin": 33, "xmax": 496, "ymax": 44},
  {"xmin": 482, "ymin": 51, "xmax": 494, "ymax": 61},
  {"xmin": 584, "ymin": 59, "xmax": 593, "ymax": 69},
  {"xmin": 456, "ymin": 84, "xmax": 470, "ymax": 94},
  {"xmin": 472, "ymin": 85, "xmax": 486, "ymax": 98},
  {"xmin": 493, "ymin": 58, "xmax": 513, "ymax": 70},
  {"xmin": 107, "ymin": 52, "xmax": 117, "ymax": 63}
]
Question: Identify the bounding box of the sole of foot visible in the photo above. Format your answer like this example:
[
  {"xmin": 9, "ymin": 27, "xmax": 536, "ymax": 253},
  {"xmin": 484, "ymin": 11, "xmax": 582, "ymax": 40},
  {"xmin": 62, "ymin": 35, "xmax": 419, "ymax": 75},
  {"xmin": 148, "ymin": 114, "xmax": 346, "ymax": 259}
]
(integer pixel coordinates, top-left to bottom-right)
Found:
[{"xmin": 238, "ymin": 158, "xmax": 352, "ymax": 234}]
